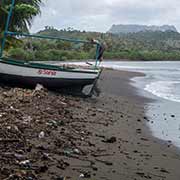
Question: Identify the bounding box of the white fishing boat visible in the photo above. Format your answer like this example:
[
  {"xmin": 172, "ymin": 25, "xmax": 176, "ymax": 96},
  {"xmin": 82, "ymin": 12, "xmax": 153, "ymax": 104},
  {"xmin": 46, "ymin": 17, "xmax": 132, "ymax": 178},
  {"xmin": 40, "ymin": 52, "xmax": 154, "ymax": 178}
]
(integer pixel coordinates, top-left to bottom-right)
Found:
[{"xmin": 0, "ymin": 0, "xmax": 103, "ymax": 95}]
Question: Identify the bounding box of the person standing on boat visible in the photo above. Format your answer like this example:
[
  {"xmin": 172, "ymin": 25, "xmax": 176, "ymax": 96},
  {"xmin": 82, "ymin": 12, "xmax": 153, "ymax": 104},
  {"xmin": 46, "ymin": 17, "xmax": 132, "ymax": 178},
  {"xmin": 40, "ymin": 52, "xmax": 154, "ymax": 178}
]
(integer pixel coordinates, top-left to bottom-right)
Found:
[{"xmin": 91, "ymin": 39, "xmax": 106, "ymax": 62}]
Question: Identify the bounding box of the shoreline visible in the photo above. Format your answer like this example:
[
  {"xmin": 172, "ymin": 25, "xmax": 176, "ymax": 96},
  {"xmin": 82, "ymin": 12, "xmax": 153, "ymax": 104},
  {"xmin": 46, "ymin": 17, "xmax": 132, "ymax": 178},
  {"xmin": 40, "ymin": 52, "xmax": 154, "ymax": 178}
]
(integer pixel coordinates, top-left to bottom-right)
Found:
[
  {"xmin": 103, "ymin": 59, "xmax": 180, "ymax": 62},
  {"xmin": 69, "ymin": 59, "xmax": 180, "ymax": 62},
  {"xmin": 97, "ymin": 70, "xmax": 180, "ymax": 179},
  {"xmin": 0, "ymin": 69, "xmax": 180, "ymax": 179},
  {"xmin": 34, "ymin": 59, "xmax": 180, "ymax": 65}
]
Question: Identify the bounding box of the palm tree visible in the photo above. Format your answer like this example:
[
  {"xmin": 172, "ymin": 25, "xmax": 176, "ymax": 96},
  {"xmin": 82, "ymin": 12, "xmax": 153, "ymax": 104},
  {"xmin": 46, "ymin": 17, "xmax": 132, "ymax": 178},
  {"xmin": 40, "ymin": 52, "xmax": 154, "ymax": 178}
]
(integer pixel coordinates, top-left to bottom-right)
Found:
[
  {"xmin": 0, "ymin": 0, "xmax": 42, "ymax": 50},
  {"xmin": 0, "ymin": 0, "xmax": 42, "ymax": 32}
]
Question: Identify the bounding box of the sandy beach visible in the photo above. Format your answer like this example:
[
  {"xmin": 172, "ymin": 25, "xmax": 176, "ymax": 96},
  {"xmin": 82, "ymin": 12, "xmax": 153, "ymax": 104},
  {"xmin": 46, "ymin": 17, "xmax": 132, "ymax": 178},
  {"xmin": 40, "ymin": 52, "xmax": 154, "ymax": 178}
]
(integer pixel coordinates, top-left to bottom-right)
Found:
[{"xmin": 0, "ymin": 69, "xmax": 180, "ymax": 180}]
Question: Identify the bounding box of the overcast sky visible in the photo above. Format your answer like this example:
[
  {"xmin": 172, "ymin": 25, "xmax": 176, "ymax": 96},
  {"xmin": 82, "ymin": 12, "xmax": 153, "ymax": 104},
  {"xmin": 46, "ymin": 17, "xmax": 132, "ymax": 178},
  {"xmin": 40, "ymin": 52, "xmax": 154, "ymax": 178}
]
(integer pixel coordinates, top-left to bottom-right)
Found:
[{"xmin": 31, "ymin": 0, "xmax": 180, "ymax": 33}]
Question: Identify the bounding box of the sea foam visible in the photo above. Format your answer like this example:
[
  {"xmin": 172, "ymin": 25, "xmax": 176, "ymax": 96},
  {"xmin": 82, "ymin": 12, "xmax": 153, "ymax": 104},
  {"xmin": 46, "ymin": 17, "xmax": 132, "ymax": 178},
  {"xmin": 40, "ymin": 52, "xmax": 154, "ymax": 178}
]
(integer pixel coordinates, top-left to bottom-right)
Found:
[{"xmin": 145, "ymin": 81, "xmax": 180, "ymax": 102}]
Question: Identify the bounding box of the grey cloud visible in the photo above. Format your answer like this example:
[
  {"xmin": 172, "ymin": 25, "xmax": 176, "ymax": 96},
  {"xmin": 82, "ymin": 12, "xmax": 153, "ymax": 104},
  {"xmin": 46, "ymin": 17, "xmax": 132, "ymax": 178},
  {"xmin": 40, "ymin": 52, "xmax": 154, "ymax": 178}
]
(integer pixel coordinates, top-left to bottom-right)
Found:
[{"xmin": 31, "ymin": 0, "xmax": 180, "ymax": 32}]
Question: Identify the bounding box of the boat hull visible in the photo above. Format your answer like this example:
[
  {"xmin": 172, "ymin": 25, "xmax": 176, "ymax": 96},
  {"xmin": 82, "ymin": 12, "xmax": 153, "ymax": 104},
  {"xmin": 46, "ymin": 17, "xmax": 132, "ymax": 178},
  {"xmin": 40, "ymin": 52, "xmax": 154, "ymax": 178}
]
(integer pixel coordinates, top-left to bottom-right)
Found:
[
  {"xmin": 0, "ymin": 59, "xmax": 101, "ymax": 92},
  {"xmin": 0, "ymin": 73, "xmax": 95, "ymax": 89}
]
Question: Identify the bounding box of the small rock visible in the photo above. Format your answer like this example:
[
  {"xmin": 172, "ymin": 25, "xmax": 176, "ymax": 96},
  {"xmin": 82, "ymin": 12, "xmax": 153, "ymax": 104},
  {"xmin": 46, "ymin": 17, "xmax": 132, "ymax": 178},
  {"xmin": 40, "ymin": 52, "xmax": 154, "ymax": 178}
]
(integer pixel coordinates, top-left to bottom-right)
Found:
[
  {"xmin": 35, "ymin": 165, "xmax": 49, "ymax": 173},
  {"xmin": 73, "ymin": 148, "xmax": 80, "ymax": 154},
  {"xmin": 136, "ymin": 129, "xmax": 142, "ymax": 134},
  {"xmin": 136, "ymin": 172, "xmax": 145, "ymax": 177},
  {"xmin": 35, "ymin": 84, "xmax": 44, "ymax": 91},
  {"xmin": 39, "ymin": 131, "xmax": 45, "ymax": 139},
  {"xmin": 133, "ymin": 150, "xmax": 139, "ymax": 153},
  {"xmin": 92, "ymin": 166, "xmax": 98, "ymax": 171},
  {"xmin": 102, "ymin": 136, "xmax": 117, "ymax": 143},
  {"xmin": 79, "ymin": 174, "xmax": 84, "ymax": 178},
  {"xmin": 84, "ymin": 172, "xmax": 91, "ymax": 178},
  {"xmin": 160, "ymin": 168, "xmax": 169, "ymax": 174},
  {"xmin": 79, "ymin": 172, "xmax": 91, "ymax": 178},
  {"xmin": 97, "ymin": 108, "xmax": 104, "ymax": 113},
  {"xmin": 19, "ymin": 160, "xmax": 31, "ymax": 168}
]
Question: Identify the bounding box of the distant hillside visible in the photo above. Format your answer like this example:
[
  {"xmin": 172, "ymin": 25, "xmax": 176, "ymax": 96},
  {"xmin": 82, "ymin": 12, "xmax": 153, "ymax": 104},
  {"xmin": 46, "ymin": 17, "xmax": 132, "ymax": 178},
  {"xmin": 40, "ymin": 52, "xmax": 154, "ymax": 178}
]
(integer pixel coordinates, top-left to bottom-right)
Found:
[
  {"xmin": 108, "ymin": 24, "xmax": 178, "ymax": 34},
  {"xmin": 7, "ymin": 27, "xmax": 180, "ymax": 61},
  {"xmin": 37, "ymin": 27, "xmax": 180, "ymax": 51}
]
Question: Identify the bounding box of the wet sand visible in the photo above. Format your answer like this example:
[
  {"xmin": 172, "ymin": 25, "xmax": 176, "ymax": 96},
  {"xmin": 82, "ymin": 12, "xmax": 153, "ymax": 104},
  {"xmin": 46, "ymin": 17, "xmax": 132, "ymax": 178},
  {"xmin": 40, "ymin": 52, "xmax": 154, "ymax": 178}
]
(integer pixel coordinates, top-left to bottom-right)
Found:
[{"xmin": 0, "ymin": 69, "xmax": 180, "ymax": 180}]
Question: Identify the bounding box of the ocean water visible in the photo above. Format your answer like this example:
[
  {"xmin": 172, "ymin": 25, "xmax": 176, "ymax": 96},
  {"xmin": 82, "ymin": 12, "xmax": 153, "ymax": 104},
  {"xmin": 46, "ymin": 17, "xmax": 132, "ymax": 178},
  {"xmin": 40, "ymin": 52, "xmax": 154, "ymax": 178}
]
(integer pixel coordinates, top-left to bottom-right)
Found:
[{"xmin": 100, "ymin": 61, "xmax": 180, "ymax": 103}]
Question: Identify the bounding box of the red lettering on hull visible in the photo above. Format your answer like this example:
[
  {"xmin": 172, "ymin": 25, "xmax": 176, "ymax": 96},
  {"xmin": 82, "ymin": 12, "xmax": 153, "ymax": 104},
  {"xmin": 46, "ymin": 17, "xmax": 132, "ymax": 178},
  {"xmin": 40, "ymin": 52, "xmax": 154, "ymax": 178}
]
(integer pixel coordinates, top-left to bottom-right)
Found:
[{"xmin": 38, "ymin": 69, "xmax": 57, "ymax": 76}]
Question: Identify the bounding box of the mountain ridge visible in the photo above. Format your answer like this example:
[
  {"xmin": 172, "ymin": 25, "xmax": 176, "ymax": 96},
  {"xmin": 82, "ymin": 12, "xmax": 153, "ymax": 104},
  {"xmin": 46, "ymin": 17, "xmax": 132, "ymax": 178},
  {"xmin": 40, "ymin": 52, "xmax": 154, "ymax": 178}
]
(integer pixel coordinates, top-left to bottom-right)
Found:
[{"xmin": 108, "ymin": 24, "xmax": 178, "ymax": 34}]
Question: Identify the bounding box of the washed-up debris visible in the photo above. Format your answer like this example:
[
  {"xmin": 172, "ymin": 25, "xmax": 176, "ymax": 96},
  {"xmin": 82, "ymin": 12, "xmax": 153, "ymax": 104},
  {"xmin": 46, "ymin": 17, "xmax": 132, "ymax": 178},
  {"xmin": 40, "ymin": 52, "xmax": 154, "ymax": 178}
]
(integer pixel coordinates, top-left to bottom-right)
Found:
[
  {"xmin": 22, "ymin": 115, "xmax": 32, "ymax": 124},
  {"xmin": 19, "ymin": 160, "xmax": 31, "ymax": 169},
  {"xmin": 0, "ymin": 112, "xmax": 5, "ymax": 117},
  {"xmin": 38, "ymin": 131, "xmax": 45, "ymax": 139},
  {"xmin": 91, "ymin": 153, "xmax": 114, "ymax": 157},
  {"xmin": 6, "ymin": 169, "xmax": 38, "ymax": 180},
  {"xmin": 57, "ymin": 160, "xmax": 70, "ymax": 170},
  {"xmin": 141, "ymin": 138, "xmax": 149, "ymax": 141},
  {"xmin": 160, "ymin": 168, "xmax": 170, "ymax": 174},
  {"xmin": 2, "ymin": 152, "xmax": 26, "ymax": 161},
  {"xmin": 63, "ymin": 148, "xmax": 81, "ymax": 156},
  {"xmin": 0, "ymin": 86, "xmax": 119, "ymax": 180},
  {"xmin": 42, "ymin": 153, "xmax": 53, "ymax": 161},
  {"xmin": 55, "ymin": 177, "xmax": 66, "ymax": 180},
  {"xmin": 79, "ymin": 173, "xmax": 85, "ymax": 178},
  {"xmin": 79, "ymin": 172, "xmax": 91, "ymax": 178},
  {"xmin": 95, "ymin": 159, "xmax": 113, "ymax": 166},
  {"xmin": 97, "ymin": 108, "xmax": 105, "ymax": 113},
  {"xmin": 36, "ymin": 165, "xmax": 49, "ymax": 173},
  {"xmin": 63, "ymin": 149, "xmax": 73, "ymax": 156},
  {"xmin": 73, "ymin": 148, "xmax": 80, "ymax": 154},
  {"xmin": 136, "ymin": 128, "xmax": 142, "ymax": 134},
  {"xmin": 46, "ymin": 120, "xmax": 57, "ymax": 127},
  {"xmin": 35, "ymin": 84, "xmax": 44, "ymax": 91},
  {"xmin": 60, "ymin": 101, "xmax": 67, "ymax": 106},
  {"xmin": 102, "ymin": 136, "xmax": 117, "ymax": 143},
  {"xmin": 14, "ymin": 153, "xmax": 26, "ymax": 160}
]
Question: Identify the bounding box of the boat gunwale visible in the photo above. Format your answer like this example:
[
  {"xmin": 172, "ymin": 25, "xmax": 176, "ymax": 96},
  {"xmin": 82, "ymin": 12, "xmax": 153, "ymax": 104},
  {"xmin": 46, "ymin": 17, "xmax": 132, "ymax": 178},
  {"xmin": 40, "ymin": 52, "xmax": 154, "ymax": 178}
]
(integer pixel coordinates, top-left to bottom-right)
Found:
[{"xmin": 0, "ymin": 57, "xmax": 100, "ymax": 74}]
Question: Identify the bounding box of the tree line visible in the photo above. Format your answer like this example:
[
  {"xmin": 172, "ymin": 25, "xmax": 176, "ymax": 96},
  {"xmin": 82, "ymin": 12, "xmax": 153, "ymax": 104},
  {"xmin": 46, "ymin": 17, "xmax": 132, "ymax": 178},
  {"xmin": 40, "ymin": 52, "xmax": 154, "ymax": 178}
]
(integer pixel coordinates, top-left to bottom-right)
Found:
[
  {"xmin": 1, "ymin": 1, "xmax": 180, "ymax": 61},
  {"xmin": 8, "ymin": 28, "xmax": 180, "ymax": 61}
]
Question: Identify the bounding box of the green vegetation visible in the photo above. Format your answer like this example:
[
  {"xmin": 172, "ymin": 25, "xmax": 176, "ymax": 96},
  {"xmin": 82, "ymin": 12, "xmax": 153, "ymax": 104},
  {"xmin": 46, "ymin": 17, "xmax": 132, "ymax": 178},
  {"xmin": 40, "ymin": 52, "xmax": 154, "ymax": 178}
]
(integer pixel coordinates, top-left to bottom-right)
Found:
[
  {"xmin": 7, "ymin": 27, "xmax": 180, "ymax": 61},
  {"xmin": 0, "ymin": 0, "xmax": 42, "ymax": 49},
  {"xmin": 104, "ymin": 31, "xmax": 180, "ymax": 60},
  {"xmin": 1, "ymin": 2, "xmax": 180, "ymax": 61},
  {"xmin": 2, "ymin": 2, "xmax": 180, "ymax": 62},
  {"xmin": 7, "ymin": 38, "xmax": 94, "ymax": 61}
]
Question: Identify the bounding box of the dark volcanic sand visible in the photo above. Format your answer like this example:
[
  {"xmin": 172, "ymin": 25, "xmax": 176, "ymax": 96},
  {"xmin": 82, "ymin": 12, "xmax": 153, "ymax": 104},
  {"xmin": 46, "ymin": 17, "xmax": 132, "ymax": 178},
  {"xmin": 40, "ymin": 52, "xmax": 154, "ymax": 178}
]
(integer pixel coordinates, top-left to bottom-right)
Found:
[{"xmin": 0, "ymin": 69, "xmax": 180, "ymax": 180}]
